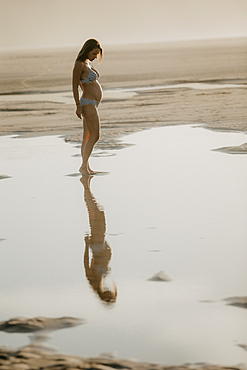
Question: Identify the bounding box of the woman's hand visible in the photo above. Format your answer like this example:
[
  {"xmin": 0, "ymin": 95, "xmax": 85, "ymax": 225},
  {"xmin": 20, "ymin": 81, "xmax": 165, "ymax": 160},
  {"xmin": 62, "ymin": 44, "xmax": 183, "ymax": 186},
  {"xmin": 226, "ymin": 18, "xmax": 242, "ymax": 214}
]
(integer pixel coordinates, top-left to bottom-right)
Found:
[{"xmin": 76, "ymin": 105, "xmax": 83, "ymax": 119}]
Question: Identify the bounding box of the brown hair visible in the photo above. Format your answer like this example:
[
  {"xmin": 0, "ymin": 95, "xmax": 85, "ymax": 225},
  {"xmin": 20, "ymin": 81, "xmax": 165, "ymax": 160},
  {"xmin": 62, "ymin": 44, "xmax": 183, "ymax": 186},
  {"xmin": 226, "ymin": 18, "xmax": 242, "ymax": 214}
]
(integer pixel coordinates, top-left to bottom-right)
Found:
[
  {"xmin": 76, "ymin": 39, "xmax": 103, "ymax": 62},
  {"xmin": 84, "ymin": 237, "xmax": 117, "ymax": 305}
]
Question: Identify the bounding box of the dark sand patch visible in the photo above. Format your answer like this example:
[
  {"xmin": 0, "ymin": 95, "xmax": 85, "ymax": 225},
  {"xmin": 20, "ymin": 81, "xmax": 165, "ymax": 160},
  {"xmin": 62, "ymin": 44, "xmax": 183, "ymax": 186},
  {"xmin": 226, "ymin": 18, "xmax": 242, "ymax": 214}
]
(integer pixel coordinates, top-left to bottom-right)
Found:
[
  {"xmin": 0, "ymin": 317, "xmax": 84, "ymax": 333},
  {"xmin": 65, "ymin": 172, "xmax": 81, "ymax": 177},
  {"xmin": 213, "ymin": 142, "xmax": 247, "ymax": 154},
  {"xmin": 224, "ymin": 296, "xmax": 247, "ymax": 309},
  {"xmin": 237, "ymin": 344, "xmax": 247, "ymax": 352}
]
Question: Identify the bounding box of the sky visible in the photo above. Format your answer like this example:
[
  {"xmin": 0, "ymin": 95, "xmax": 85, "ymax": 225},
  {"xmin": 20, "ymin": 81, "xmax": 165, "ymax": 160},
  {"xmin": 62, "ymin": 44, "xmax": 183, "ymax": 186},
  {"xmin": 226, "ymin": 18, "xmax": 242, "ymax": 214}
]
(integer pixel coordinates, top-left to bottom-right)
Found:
[{"xmin": 0, "ymin": 0, "xmax": 247, "ymax": 50}]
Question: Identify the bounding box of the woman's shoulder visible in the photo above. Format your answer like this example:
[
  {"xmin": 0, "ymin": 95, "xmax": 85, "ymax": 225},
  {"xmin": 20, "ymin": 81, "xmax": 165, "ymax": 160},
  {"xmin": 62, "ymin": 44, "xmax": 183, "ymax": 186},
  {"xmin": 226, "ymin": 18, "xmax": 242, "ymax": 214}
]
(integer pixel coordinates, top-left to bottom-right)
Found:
[
  {"xmin": 73, "ymin": 61, "xmax": 88, "ymax": 80},
  {"xmin": 74, "ymin": 60, "xmax": 87, "ymax": 70},
  {"xmin": 74, "ymin": 61, "xmax": 89, "ymax": 76}
]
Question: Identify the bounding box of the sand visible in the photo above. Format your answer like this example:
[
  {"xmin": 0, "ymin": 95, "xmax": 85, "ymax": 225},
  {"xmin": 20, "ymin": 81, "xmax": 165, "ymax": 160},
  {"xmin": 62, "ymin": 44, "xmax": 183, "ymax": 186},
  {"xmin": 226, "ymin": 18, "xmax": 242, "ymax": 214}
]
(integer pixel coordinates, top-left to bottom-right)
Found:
[
  {"xmin": 0, "ymin": 313, "xmax": 246, "ymax": 368},
  {"xmin": 0, "ymin": 38, "xmax": 247, "ymax": 144}
]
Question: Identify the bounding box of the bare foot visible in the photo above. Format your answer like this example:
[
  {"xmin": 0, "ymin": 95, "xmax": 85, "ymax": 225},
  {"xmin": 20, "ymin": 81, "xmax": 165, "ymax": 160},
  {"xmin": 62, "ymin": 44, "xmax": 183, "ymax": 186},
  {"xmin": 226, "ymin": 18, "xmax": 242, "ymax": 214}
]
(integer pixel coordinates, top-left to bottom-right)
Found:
[
  {"xmin": 88, "ymin": 168, "xmax": 96, "ymax": 175},
  {"xmin": 79, "ymin": 165, "xmax": 90, "ymax": 176},
  {"xmin": 87, "ymin": 164, "xmax": 96, "ymax": 175}
]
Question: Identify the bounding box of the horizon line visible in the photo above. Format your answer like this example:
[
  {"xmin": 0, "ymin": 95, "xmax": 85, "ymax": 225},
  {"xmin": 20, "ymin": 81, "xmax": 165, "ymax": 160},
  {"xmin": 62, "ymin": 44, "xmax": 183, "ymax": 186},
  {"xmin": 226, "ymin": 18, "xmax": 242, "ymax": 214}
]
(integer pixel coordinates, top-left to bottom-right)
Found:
[{"xmin": 1, "ymin": 35, "xmax": 247, "ymax": 53}]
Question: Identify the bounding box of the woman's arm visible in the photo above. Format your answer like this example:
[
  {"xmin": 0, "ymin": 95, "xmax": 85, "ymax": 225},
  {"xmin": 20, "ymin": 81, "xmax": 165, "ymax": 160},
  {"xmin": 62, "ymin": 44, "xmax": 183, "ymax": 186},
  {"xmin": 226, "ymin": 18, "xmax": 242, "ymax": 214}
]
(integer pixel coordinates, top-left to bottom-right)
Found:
[{"xmin": 72, "ymin": 62, "xmax": 83, "ymax": 119}]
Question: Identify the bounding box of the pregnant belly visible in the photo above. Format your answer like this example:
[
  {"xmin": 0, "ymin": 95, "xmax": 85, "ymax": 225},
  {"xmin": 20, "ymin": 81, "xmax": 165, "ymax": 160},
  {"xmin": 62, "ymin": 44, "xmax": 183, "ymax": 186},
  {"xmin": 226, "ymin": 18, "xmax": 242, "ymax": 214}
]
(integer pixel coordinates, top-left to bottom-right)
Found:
[{"xmin": 83, "ymin": 81, "xmax": 102, "ymax": 102}]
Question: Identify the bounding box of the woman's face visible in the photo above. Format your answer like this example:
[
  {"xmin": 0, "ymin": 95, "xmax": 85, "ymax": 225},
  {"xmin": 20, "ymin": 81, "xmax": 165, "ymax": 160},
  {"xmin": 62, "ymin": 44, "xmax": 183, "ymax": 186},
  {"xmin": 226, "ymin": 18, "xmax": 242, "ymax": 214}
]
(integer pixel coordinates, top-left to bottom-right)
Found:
[{"xmin": 87, "ymin": 48, "xmax": 100, "ymax": 61}]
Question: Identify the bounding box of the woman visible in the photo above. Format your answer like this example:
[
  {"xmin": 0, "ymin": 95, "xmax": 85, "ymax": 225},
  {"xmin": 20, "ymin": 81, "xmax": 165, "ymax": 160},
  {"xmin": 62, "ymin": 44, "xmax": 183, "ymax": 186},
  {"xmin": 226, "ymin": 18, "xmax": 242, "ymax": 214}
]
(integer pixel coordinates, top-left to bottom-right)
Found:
[{"xmin": 72, "ymin": 39, "xmax": 103, "ymax": 175}]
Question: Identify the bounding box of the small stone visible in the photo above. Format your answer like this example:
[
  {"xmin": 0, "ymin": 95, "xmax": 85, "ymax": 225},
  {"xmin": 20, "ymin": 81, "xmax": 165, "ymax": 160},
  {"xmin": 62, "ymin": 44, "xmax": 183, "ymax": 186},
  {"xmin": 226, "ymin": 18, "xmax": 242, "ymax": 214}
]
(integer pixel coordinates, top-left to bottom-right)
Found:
[{"xmin": 147, "ymin": 270, "xmax": 172, "ymax": 282}]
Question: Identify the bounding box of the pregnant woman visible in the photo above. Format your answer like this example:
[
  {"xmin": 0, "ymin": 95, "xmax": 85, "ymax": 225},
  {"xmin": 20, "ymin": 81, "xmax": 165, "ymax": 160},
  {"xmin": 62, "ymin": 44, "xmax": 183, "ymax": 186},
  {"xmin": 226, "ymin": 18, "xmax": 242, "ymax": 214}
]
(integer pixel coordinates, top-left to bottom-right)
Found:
[{"xmin": 72, "ymin": 39, "xmax": 103, "ymax": 175}]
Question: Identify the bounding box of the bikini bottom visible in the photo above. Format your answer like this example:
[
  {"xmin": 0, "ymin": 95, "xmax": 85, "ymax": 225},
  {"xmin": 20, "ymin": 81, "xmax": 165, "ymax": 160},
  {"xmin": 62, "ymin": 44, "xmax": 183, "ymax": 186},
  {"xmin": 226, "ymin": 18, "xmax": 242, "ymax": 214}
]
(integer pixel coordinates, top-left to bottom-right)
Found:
[{"xmin": 80, "ymin": 97, "xmax": 100, "ymax": 107}]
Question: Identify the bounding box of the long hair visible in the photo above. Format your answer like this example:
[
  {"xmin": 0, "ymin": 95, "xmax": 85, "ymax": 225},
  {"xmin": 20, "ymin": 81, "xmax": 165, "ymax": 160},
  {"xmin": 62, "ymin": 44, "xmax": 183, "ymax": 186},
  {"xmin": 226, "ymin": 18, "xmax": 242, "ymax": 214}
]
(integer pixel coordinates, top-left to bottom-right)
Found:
[{"xmin": 76, "ymin": 39, "xmax": 103, "ymax": 62}]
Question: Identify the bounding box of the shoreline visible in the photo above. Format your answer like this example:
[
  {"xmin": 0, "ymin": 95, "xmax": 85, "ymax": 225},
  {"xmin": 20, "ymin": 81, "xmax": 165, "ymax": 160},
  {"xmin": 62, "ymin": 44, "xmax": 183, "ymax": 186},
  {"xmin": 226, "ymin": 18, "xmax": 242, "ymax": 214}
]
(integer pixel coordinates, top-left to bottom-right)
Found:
[
  {"xmin": 0, "ymin": 77, "xmax": 246, "ymax": 142},
  {"xmin": 1, "ymin": 37, "xmax": 247, "ymax": 141}
]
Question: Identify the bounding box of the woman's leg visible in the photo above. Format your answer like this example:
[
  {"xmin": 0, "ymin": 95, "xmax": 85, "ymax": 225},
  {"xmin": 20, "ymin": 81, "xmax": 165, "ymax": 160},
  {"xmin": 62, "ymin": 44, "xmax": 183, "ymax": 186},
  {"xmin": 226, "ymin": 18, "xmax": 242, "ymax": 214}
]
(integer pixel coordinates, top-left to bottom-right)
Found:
[
  {"xmin": 82, "ymin": 117, "xmax": 90, "ymax": 154},
  {"xmin": 79, "ymin": 104, "xmax": 100, "ymax": 175},
  {"xmin": 81, "ymin": 118, "xmax": 94, "ymax": 174}
]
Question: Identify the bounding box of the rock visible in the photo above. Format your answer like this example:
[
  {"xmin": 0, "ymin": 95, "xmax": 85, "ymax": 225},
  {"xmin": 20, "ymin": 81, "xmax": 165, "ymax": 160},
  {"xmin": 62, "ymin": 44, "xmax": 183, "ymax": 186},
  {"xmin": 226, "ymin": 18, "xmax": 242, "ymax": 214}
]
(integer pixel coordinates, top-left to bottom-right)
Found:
[
  {"xmin": 224, "ymin": 296, "xmax": 247, "ymax": 309},
  {"xmin": 147, "ymin": 270, "xmax": 172, "ymax": 282},
  {"xmin": 0, "ymin": 316, "xmax": 84, "ymax": 333}
]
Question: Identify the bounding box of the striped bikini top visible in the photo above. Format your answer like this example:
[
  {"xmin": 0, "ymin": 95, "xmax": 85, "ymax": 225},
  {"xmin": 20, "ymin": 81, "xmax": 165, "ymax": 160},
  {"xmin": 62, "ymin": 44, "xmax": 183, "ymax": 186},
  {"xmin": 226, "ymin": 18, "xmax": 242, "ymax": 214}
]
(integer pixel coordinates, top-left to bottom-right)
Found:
[{"xmin": 81, "ymin": 66, "xmax": 99, "ymax": 84}]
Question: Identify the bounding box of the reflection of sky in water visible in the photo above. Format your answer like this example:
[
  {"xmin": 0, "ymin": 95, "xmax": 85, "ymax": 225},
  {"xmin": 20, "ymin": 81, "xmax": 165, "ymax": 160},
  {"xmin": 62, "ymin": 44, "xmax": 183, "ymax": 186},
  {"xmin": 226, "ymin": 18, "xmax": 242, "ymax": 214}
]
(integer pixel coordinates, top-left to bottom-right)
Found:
[{"xmin": 0, "ymin": 125, "xmax": 247, "ymax": 365}]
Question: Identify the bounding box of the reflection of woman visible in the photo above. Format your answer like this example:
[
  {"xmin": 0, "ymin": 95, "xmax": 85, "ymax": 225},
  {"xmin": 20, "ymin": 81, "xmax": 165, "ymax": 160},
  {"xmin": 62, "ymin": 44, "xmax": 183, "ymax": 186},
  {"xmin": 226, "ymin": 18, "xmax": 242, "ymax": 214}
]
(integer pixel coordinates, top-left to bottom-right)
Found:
[
  {"xmin": 81, "ymin": 176, "xmax": 117, "ymax": 304},
  {"xmin": 72, "ymin": 39, "xmax": 103, "ymax": 175}
]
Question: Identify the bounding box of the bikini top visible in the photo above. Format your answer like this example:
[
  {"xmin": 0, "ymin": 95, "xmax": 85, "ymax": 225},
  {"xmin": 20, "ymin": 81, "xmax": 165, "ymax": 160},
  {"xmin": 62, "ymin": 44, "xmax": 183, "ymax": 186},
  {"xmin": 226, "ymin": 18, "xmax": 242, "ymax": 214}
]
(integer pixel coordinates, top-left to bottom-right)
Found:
[{"xmin": 81, "ymin": 66, "xmax": 99, "ymax": 84}]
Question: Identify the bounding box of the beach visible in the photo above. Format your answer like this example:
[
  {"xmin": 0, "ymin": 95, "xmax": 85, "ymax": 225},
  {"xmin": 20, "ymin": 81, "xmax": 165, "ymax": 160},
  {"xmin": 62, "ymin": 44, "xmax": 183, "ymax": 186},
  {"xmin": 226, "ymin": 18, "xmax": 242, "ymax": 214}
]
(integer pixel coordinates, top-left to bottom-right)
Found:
[
  {"xmin": 0, "ymin": 38, "xmax": 247, "ymax": 141},
  {"xmin": 0, "ymin": 38, "xmax": 247, "ymax": 369}
]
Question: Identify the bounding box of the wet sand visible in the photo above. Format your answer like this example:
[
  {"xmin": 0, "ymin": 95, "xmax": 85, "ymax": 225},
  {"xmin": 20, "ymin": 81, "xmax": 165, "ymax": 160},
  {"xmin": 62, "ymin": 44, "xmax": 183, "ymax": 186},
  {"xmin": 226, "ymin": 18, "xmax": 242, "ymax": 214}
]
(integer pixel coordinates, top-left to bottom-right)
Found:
[
  {"xmin": 0, "ymin": 346, "xmax": 245, "ymax": 370},
  {"xmin": 0, "ymin": 38, "xmax": 247, "ymax": 143}
]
